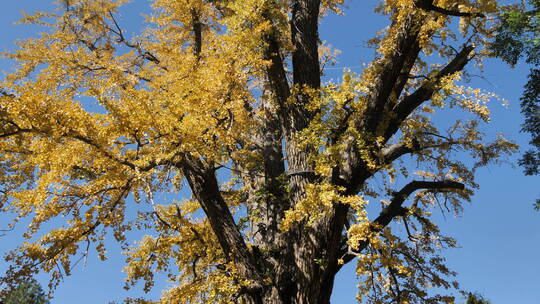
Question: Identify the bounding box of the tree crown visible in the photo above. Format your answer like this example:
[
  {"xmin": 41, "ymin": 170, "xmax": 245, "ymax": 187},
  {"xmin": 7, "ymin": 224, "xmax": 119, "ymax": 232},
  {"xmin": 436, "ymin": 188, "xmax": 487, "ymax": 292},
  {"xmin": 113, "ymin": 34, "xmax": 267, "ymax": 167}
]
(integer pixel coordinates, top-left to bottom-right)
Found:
[{"xmin": 0, "ymin": 0, "xmax": 517, "ymax": 303}]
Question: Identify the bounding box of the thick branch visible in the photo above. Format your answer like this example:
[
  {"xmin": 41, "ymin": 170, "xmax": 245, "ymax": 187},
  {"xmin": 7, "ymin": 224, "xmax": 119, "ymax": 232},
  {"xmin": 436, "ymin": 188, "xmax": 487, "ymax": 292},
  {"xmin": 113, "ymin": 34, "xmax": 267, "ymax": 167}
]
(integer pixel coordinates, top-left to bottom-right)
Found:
[
  {"xmin": 377, "ymin": 180, "xmax": 464, "ymax": 227},
  {"xmin": 380, "ymin": 139, "xmax": 420, "ymax": 164},
  {"xmin": 318, "ymin": 32, "xmax": 426, "ymax": 283},
  {"xmin": 263, "ymin": 33, "xmax": 290, "ymax": 111},
  {"xmin": 0, "ymin": 126, "xmax": 31, "ymax": 139},
  {"xmin": 362, "ymin": 13, "xmax": 423, "ymax": 133},
  {"xmin": 414, "ymin": 0, "xmax": 485, "ymax": 17},
  {"xmin": 328, "ymin": 13, "xmax": 426, "ymax": 202},
  {"xmin": 320, "ymin": 19, "xmax": 428, "ymax": 287},
  {"xmin": 291, "ymin": 0, "xmax": 320, "ymax": 91},
  {"xmin": 236, "ymin": 108, "xmax": 287, "ymax": 247},
  {"xmin": 285, "ymin": 0, "xmax": 321, "ymax": 138},
  {"xmin": 0, "ymin": 89, "xmax": 15, "ymax": 98},
  {"xmin": 384, "ymin": 44, "xmax": 475, "ymax": 141},
  {"xmin": 179, "ymin": 157, "xmax": 263, "ymax": 293},
  {"xmin": 191, "ymin": 9, "xmax": 202, "ymax": 57},
  {"xmin": 338, "ymin": 180, "xmax": 464, "ymax": 268}
]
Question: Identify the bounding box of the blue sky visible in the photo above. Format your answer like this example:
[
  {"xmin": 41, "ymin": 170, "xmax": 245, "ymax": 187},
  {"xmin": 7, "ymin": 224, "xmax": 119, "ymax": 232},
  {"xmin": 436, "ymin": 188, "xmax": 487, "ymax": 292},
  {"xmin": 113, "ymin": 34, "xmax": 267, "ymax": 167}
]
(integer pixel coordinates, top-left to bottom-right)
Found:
[{"xmin": 1, "ymin": 1, "xmax": 539, "ymax": 303}]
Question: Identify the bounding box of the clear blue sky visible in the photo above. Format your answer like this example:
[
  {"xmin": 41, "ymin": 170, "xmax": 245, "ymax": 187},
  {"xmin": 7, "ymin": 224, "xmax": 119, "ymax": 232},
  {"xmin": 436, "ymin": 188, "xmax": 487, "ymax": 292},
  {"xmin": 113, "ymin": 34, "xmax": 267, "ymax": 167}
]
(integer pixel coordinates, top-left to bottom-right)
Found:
[{"xmin": 1, "ymin": 1, "xmax": 539, "ymax": 303}]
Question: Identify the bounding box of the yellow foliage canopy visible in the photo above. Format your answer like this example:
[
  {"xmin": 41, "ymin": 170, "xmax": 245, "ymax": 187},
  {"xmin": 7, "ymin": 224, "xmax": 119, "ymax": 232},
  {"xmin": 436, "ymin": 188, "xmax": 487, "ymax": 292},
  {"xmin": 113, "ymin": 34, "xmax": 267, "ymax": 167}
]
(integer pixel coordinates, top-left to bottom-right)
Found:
[{"xmin": 0, "ymin": 0, "xmax": 517, "ymax": 303}]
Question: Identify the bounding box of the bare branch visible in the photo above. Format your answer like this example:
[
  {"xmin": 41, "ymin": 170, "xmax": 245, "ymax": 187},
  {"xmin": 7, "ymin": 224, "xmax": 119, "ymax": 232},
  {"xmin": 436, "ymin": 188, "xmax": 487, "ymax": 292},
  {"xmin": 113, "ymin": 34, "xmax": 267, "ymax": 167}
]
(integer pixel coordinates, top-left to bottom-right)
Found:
[
  {"xmin": 106, "ymin": 12, "xmax": 163, "ymax": 66},
  {"xmin": 338, "ymin": 180, "xmax": 464, "ymax": 268}
]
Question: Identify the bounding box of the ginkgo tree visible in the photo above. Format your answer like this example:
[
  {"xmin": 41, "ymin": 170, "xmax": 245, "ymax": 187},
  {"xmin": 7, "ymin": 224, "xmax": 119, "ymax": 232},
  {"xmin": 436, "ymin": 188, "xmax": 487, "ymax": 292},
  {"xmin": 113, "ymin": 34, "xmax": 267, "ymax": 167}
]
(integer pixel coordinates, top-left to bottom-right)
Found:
[{"xmin": 0, "ymin": 0, "xmax": 517, "ymax": 303}]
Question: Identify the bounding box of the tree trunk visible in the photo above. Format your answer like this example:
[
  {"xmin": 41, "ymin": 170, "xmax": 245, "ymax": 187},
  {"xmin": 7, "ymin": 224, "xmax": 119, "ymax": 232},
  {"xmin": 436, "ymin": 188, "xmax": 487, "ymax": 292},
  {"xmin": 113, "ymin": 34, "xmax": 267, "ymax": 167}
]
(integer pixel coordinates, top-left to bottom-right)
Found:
[{"xmin": 240, "ymin": 250, "xmax": 339, "ymax": 304}]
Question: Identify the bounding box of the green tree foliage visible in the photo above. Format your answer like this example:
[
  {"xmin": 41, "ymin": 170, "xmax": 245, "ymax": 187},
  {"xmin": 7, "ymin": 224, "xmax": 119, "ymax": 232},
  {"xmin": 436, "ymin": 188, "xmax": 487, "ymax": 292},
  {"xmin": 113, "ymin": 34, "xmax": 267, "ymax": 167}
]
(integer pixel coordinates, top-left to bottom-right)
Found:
[
  {"xmin": 492, "ymin": 0, "xmax": 540, "ymax": 207},
  {"xmin": 1, "ymin": 280, "xmax": 50, "ymax": 304},
  {"xmin": 465, "ymin": 292, "xmax": 492, "ymax": 304}
]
